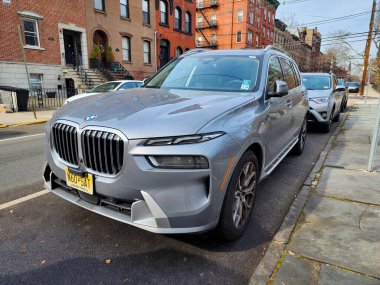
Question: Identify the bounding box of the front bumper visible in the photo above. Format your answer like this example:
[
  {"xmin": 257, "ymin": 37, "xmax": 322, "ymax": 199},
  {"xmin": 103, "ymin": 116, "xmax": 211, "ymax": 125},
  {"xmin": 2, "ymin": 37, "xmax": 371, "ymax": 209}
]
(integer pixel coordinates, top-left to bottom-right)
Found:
[
  {"xmin": 44, "ymin": 125, "xmax": 239, "ymax": 234},
  {"xmin": 308, "ymin": 102, "xmax": 329, "ymax": 123}
]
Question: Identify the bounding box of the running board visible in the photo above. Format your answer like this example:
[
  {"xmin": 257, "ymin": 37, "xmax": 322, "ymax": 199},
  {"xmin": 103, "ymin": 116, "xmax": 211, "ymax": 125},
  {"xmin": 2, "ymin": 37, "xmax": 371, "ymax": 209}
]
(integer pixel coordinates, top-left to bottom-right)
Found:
[{"xmin": 260, "ymin": 137, "xmax": 298, "ymax": 181}]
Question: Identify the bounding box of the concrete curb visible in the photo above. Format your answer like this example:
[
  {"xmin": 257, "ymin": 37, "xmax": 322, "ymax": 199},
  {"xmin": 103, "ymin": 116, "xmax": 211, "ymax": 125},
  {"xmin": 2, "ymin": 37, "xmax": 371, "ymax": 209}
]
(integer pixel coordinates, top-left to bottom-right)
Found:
[
  {"xmin": 0, "ymin": 119, "xmax": 48, "ymax": 128},
  {"xmin": 249, "ymin": 111, "xmax": 350, "ymax": 285}
]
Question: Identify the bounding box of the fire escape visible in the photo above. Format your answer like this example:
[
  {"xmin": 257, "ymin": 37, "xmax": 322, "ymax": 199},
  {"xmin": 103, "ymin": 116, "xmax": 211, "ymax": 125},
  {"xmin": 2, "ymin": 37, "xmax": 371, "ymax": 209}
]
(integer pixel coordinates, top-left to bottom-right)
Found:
[{"xmin": 196, "ymin": 0, "xmax": 219, "ymax": 48}]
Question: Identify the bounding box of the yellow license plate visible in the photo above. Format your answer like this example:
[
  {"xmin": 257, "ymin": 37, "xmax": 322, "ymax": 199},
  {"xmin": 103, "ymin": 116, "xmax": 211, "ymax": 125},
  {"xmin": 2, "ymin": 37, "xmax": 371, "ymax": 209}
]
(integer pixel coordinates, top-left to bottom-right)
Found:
[{"xmin": 65, "ymin": 167, "xmax": 93, "ymax": 195}]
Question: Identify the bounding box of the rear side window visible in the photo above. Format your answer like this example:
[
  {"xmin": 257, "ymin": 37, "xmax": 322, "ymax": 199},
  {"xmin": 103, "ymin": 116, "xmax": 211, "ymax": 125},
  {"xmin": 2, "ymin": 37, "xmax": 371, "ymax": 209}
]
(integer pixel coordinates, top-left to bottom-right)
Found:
[
  {"xmin": 119, "ymin": 82, "xmax": 137, "ymax": 90},
  {"xmin": 291, "ymin": 62, "xmax": 301, "ymax": 86},
  {"xmin": 280, "ymin": 58, "xmax": 297, "ymax": 90},
  {"xmin": 267, "ymin": 57, "xmax": 283, "ymax": 93}
]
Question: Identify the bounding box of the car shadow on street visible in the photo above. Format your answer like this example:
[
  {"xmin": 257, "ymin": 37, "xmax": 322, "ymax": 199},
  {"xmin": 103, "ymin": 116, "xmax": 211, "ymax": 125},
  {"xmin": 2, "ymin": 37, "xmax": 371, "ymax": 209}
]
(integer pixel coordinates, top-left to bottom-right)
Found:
[
  {"xmin": 1, "ymin": 248, "xmax": 246, "ymax": 284},
  {"xmin": 0, "ymin": 130, "xmax": 28, "ymax": 139}
]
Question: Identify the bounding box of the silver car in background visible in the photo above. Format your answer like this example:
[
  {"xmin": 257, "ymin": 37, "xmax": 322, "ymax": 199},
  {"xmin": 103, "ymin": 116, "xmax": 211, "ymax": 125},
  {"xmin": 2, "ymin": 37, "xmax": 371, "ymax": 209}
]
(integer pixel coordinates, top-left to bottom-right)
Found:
[
  {"xmin": 302, "ymin": 73, "xmax": 345, "ymax": 132},
  {"xmin": 43, "ymin": 47, "xmax": 308, "ymax": 241}
]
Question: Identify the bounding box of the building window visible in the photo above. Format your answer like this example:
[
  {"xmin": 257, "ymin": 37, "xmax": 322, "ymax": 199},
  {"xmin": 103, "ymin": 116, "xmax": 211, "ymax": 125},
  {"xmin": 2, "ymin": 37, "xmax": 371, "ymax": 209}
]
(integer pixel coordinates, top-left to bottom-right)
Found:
[
  {"xmin": 143, "ymin": 40, "xmax": 151, "ymax": 64},
  {"xmin": 249, "ymin": 11, "xmax": 254, "ymax": 24},
  {"xmin": 248, "ymin": 31, "xmax": 253, "ymax": 45},
  {"xmin": 120, "ymin": 0, "xmax": 129, "ymax": 18},
  {"xmin": 142, "ymin": 0, "xmax": 150, "ymax": 24},
  {"xmin": 94, "ymin": 0, "xmax": 105, "ymax": 11},
  {"xmin": 268, "ymin": 10, "xmax": 271, "ymax": 23},
  {"xmin": 211, "ymin": 14, "xmax": 217, "ymax": 25},
  {"xmin": 160, "ymin": 0, "xmax": 168, "ymax": 24},
  {"xmin": 30, "ymin": 74, "xmax": 43, "ymax": 90},
  {"xmin": 174, "ymin": 7, "xmax": 182, "ymax": 30},
  {"xmin": 263, "ymin": 27, "xmax": 265, "ymax": 39},
  {"xmin": 211, "ymin": 34, "xmax": 216, "ymax": 44},
  {"xmin": 176, "ymin": 46, "xmax": 183, "ymax": 57},
  {"xmin": 236, "ymin": 31, "xmax": 242, "ymax": 43},
  {"xmin": 237, "ymin": 10, "xmax": 243, "ymax": 23},
  {"xmin": 256, "ymin": 34, "xmax": 259, "ymax": 46},
  {"xmin": 122, "ymin": 36, "xmax": 131, "ymax": 62},
  {"xmin": 264, "ymin": 8, "xmax": 267, "ymax": 20},
  {"xmin": 185, "ymin": 12, "xmax": 191, "ymax": 33},
  {"xmin": 197, "ymin": 16, "xmax": 202, "ymax": 28},
  {"xmin": 197, "ymin": 36, "xmax": 202, "ymax": 47},
  {"xmin": 23, "ymin": 18, "xmax": 40, "ymax": 47}
]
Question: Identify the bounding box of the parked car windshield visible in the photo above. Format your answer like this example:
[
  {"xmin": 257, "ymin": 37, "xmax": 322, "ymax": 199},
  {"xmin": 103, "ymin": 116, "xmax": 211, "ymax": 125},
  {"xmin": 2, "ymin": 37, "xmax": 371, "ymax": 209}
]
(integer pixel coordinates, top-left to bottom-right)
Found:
[
  {"xmin": 88, "ymin": 82, "xmax": 122, "ymax": 93},
  {"xmin": 302, "ymin": 75, "xmax": 331, "ymax": 90},
  {"xmin": 146, "ymin": 55, "xmax": 260, "ymax": 92},
  {"xmin": 346, "ymin": 82, "xmax": 358, "ymax": 87}
]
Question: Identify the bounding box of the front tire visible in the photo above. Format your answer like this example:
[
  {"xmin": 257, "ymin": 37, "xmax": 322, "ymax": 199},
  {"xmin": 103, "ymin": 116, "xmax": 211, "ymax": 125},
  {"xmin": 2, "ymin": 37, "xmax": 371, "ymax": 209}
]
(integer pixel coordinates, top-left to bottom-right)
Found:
[{"xmin": 216, "ymin": 151, "xmax": 259, "ymax": 241}]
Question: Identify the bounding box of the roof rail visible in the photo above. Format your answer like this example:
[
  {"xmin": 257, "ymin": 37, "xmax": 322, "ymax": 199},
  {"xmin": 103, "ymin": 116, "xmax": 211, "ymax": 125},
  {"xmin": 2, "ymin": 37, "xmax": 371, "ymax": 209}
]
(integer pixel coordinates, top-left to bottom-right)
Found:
[
  {"xmin": 183, "ymin": 48, "xmax": 211, "ymax": 55},
  {"xmin": 264, "ymin": 45, "xmax": 286, "ymax": 54}
]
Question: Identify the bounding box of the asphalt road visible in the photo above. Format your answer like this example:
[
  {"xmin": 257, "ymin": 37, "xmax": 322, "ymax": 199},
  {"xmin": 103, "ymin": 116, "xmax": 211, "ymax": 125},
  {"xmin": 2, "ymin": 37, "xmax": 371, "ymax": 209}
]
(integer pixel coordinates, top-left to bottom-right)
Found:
[{"xmin": 0, "ymin": 121, "xmax": 338, "ymax": 285}]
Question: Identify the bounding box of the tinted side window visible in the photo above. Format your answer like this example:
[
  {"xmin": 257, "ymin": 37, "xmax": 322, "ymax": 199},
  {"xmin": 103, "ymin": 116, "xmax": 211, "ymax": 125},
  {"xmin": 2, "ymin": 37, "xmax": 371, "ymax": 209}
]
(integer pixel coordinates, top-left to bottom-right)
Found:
[
  {"xmin": 291, "ymin": 62, "xmax": 301, "ymax": 86},
  {"xmin": 280, "ymin": 58, "xmax": 297, "ymax": 90},
  {"xmin": 267, "ymin": 57, "xmax": 283, "ymax": 93}
]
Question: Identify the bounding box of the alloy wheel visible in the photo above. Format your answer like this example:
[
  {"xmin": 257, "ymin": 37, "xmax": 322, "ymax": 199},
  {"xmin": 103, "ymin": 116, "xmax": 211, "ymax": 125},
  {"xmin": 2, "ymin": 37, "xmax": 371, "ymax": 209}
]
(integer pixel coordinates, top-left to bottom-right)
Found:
[{"xmin": 232, "ymin": 161, "xmax": 257, "ymax": 228}]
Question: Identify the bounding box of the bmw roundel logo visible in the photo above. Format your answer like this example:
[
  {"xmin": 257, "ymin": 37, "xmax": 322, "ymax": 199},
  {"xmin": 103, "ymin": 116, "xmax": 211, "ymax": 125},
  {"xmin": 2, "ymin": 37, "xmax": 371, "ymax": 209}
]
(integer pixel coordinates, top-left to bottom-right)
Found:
[{"xmin": 85, "ymin": 115, "xmax": 97, "ymax": 121}]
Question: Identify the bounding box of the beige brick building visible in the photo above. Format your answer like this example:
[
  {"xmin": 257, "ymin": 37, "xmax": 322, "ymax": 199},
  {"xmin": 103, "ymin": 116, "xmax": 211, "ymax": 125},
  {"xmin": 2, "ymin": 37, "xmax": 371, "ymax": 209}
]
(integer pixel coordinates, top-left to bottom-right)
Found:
[{"xmin": 86, "ymin": 0, "xmax": 157, "ymax": 79}]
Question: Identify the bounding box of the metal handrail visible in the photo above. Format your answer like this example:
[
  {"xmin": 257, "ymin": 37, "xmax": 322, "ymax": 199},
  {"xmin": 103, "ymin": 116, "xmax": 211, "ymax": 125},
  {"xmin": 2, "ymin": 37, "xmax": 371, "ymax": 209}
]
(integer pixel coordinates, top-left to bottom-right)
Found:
[
  {"xmin": 111, "ymin": 61, "xmax": 134, "ymax": 80},
  {"xmin": 74, "ymin": 65, "xmax": 94, "ymax": 87}
]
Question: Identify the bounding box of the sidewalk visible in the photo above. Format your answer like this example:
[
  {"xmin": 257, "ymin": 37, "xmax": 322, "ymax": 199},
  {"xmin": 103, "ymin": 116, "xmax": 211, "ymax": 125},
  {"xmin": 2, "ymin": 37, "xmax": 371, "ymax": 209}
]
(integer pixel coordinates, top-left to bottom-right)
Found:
[
  {"xmin": 0, "ymin": 109, "xmax": 56, "ymax": 127},
  {"xmin": 251, "ymin": 88, "xmax": 380, "ymax": 285}
]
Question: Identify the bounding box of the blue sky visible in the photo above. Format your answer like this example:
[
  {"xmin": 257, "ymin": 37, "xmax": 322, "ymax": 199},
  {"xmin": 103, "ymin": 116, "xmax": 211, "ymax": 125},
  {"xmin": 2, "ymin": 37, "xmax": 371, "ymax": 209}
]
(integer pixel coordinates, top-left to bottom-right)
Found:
[{"xmin": 276, "ymin": 0, "xmax": 377, "ymax": 59}]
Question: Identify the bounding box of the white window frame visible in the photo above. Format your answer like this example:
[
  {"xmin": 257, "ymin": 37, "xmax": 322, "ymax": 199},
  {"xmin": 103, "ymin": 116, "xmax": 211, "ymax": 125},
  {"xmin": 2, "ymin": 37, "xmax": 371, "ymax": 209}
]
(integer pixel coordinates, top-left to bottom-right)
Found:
[
  {"xmin": 237, "ymin": 10, "xmax": 243, "ymax": 23},
  {"xmin": 23, "ymin": 18, "xmax": 40, "ymax": 48},
  {"xmin": 122, "ymin": 36, "xmax": 131, "ymax": 62},
  {"xmin": 143, "ymin": 40, "xmax": 151, "ymax": 64}
]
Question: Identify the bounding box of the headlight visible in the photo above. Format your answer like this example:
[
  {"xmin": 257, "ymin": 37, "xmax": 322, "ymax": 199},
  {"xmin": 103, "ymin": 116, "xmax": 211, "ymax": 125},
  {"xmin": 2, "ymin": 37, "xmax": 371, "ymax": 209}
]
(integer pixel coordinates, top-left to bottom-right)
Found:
[
  {"xmin": 144, "ymin": 132, "xmax": 225, "ymax": 146},
  {"xmin": 309, "ymin": 97, "xmax": 329, "ymax": 104},
  {"xmin": 147, "ymin": 155, "xmax": 209, "ymax": 169}
]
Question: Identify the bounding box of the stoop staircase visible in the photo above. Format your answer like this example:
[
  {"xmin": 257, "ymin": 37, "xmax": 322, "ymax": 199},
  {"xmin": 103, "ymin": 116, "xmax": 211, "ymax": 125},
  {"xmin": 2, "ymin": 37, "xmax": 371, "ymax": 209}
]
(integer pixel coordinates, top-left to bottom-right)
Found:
[{"xmin": 63, "ymin": 66, "xmax": 104, "ymax": 90}]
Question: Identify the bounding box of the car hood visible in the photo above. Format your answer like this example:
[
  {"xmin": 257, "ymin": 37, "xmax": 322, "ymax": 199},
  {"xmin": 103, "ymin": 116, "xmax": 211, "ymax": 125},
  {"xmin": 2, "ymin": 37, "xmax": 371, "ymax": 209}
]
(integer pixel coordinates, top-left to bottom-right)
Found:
[
  {"xmin": 307, "ymin": 89, "xmax": 331, "ymax": 99},
  {"xmin": 66, "ymin": 92, "xmax": 99, "ymax": 103},
  {"xmin": 53, "ymin": 88, "xmax": 255, "ymax": 139}
]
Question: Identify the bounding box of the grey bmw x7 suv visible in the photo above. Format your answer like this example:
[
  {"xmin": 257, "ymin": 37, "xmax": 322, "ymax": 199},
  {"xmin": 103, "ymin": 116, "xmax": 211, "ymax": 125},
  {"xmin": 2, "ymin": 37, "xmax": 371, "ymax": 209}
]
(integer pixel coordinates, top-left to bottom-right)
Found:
[{"xmin": 43, "ymin": 46, "xmax": 308, "ymax": 241}]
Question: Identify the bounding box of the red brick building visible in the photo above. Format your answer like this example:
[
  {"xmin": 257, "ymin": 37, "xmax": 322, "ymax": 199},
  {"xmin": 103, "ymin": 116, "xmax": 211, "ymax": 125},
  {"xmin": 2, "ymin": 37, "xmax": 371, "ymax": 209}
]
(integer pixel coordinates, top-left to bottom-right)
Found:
[
  {"xmin": 0, "ymin": 0, "xmax": 88, "ymax": 89},
  {"xmin": 155, "ymin": 0, "xmax": 196, "ymax": 69},
  {"xmin": 196, "ymin": 0, "xmax": 279, "ymax": 50}
]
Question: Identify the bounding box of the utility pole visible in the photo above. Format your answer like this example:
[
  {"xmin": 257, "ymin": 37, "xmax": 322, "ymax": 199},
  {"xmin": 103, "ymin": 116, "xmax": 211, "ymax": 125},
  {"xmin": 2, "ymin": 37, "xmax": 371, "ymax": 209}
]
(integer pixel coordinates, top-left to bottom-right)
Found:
[{"xmin": 361, "ymin": 0, "xmax": 376, "ymax": 96}]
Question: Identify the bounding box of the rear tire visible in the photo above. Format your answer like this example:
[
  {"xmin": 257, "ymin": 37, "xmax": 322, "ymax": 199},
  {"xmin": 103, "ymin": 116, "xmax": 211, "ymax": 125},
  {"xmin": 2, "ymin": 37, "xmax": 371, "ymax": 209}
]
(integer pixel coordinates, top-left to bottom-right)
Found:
[
  {"xmin": 291, "ymin": 116, "xmax": 307, "ymax": 155},
  {"xmin": 216, "ymin": 151, "xmax": 259, "ymax": 241}
]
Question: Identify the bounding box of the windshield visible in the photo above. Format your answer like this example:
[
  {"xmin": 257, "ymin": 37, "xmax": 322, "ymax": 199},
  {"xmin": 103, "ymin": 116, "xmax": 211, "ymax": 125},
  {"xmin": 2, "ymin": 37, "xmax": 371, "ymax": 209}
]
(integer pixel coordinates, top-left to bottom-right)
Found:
[
  {"xmin": 146, "ymin": 55, "xmax": 260, "ymax": 92},
  {"xmin": 346, "ymin": 82, "xmax": 358, "ymax": 87},
  {"xmin": 302, "ymin": 75, "xmax": 331, "ymax": 90},
  {"xmin": 88, "ymin": 82, "xmax": 122, "ymax": 93}
]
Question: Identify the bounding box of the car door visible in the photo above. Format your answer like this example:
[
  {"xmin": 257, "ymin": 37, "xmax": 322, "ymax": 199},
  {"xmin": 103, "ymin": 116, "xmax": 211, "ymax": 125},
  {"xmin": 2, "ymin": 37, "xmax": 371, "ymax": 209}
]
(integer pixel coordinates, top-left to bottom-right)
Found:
[
  {"xmin": 278, "ymin": 58, "xmax": 302, "ymax": 142},
  {"xmin": 282, "ymin": 59, "xmax": 305, "ymax": 138},
  {"xmin": 264, "ymin": 56, "xmax": 293, "ymax": 164},
  {"xmin": 331, "ymin": 75, "xmax": 341, "ymax": 117}
]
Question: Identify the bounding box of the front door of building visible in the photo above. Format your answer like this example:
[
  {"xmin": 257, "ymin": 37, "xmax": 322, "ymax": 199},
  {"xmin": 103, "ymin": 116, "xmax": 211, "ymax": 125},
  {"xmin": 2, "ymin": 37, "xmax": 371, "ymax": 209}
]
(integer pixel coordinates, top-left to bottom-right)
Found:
[
  {"xmin": 159, "ymin": 39, "xmax": 170, "ymax": 69},
  {"xmin": 63, "ymin": 30, "xmax": 82, "ymax": 67}
]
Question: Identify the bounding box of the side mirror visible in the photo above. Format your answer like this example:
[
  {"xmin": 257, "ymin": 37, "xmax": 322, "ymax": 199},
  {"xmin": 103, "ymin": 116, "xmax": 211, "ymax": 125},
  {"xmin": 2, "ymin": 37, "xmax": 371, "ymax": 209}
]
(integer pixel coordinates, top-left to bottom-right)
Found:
[
  {"xmin": 335, "ymin": 85, "xmax": 346, "ymax": 92},
  {"xmin": 267, "ymin": 80, "xmax": 289, "ymax": 98},
  {"xmin": 143, "ymin": 77, "xmax": 150, "ymax": 85}
]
